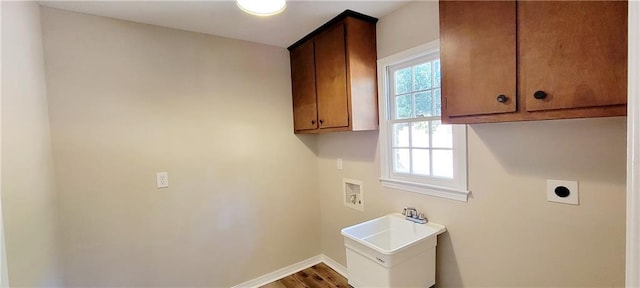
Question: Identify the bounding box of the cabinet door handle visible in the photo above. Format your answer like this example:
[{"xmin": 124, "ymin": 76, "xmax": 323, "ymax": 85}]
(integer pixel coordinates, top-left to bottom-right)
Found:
[
  {"xmin": 533, "ymin": 90, "xmax": 547, "ymax": 100},
  {"xmin": 319, "ymin": 120, "xmax": 324, "ymax": 125},
  {"xmin": 311, "ymin": 120, "xmax": 316, "ymax": 125},
  {"xmin": 496, "ymin": 95, "xmax": 508, "ymax": 103}
]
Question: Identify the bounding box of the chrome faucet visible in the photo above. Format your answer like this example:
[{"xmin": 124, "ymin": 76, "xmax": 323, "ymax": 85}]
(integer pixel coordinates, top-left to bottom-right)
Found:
[
  {"xmin": 403, "ymin": 207, "xmax": 417, "ymax": 217},
  {"xmin": 402, "ymin": 207, "xmax": 427, "ymax": 224}
]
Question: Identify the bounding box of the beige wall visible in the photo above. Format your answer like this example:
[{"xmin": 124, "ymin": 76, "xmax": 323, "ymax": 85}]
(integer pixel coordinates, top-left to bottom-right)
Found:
[
  {"xmin": 318, "ymin": 1, "xmax": 627, "ymax": 286},
  {"xmin": 40, "ymin": 7, "xmax": 320, "ymax": 286},
  {"xmin": 5, "ymin": 2, "xmax": 626, "ymax": 286},
  {"xmin": 376, "ymin": 1, "xmax": 439, "ymax": 59},
  {"xmin": 1, "ymin": 2, "xmax": 62, "ymax": 286}
]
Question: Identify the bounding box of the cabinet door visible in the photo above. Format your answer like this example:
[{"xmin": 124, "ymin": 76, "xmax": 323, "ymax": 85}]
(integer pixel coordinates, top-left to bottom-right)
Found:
[
  {"xmin": 439, "ymin": 1, "xmax": 516, "ymax": 117},
  {"xmin": 520, "ymin": 1, "xmax": 627, "ymax": 112},
  {"xmin": 315, "ymin": 22, "xmax": 349, "ymax": 129},
  {"xmin": 290, "ymin": 40, "xmax": 318, "ymax": 131}
]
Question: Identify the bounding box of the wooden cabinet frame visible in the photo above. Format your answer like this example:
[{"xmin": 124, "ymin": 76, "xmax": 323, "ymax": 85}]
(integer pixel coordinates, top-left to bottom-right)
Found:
[{"xmin": 288, "ymin": 10, "xmax": 379, "ymax": 134}]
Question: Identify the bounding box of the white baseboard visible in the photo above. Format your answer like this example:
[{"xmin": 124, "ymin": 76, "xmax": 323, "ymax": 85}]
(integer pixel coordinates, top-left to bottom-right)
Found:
[
  {"xmin": 231, "ymin": 254, "xmax": 346, "ymax": 288},
  {"xmin": 319, "ymin": 254, "xmax": 347, "ymax": 278}
]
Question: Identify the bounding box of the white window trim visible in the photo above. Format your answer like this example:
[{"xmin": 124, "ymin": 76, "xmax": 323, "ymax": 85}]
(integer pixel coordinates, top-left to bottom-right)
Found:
[
  {"xmin": 626, "ymin": 1, "xmax": 640, "ymax": 285},
  {"xmin": 377, "ymin": 40, "xmax": 470, "ymax": 202}
]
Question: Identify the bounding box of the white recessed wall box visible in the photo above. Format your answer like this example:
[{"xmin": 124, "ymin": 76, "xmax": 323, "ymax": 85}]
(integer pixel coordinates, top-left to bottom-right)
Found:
[{"xmin": 343, "ymin": 178, "xmax": 364, "ymax": 211}]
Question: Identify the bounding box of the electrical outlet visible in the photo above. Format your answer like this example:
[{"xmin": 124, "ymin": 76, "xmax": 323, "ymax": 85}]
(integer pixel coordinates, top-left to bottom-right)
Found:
[{"xmin": 157, "ymin": 172, "xmax": 169, "ymax": 188}]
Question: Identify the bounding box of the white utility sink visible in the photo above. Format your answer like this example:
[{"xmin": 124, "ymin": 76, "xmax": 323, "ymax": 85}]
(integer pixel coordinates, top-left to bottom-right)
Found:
[{"xmin": 341, "ymin": 213, "xmax": 446, "ymax": 287}]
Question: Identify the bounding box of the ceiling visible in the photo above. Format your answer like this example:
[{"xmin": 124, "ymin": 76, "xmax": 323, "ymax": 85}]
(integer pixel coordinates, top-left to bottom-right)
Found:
[{"xmin": 38, "ymin": 1, "xmax": 411, "ymax": 48}]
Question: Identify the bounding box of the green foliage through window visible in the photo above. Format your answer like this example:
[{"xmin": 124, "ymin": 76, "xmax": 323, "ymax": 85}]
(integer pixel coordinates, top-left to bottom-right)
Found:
[{"xmin": 390, "ymin": 57, "xmax": 453, "ymax": 179}]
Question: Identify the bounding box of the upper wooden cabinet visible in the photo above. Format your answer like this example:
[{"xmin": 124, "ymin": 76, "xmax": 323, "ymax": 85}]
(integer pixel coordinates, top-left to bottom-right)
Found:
[
  {"xmin": 288, "ymin": 10, "xmax": 378, "ymax": 134},
  {"xmin": 440, "ymin": 1, "xmax": 517, "ymax": 118},
  {"xmin": 290, "ymin": 41, "xmax": 318, "ymax": 131},
  {"xmin": 439, "ymin": 1, "xmax": 627, "ymax": 124},
  {"xmin": 315, "ymin": 21, "xmax": 350, "ymax": 129},
  {"xmin": 519, "ymin": 1, "xmax": 628, "ymax": 112}
]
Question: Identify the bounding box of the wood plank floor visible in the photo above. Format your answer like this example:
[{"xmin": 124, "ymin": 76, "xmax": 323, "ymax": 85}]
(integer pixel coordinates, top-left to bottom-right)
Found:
[{"xmin": 259, "ymin": 263, "xmax": 349, "ymax": 288}]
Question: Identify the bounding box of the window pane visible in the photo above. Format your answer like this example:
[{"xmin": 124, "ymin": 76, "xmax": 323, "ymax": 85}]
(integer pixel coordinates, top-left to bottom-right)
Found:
[
  {"xmin": 432, "ymin": 149, "xmax": 453, "ymax": 178},
  {"xmin": 433, "ymin": 59, "xmax": 441, "ymax": 88},
  {"xmin": 411, "ymin": 121, "xmax": 430, "ymax": 148},
  {"xmin": 413, "ymin": 62, "xmax": 432, "ymax": 91},
  {"xmin": 395, "ymin": 94, "xmax": 412, "ymax": 119},
  {"xmin": 434, "ymin": 88, "xmax": 442, "ymax": 116},
  {"xmin": 432, "ymin": 120, "xmax": 453, "ymax": 148},
  {"xmin": 393, "ymin": 123, "xmax": 410, "ymax": 147},
  {"xmin": 415, "ymin": 91, "xmax": 433, "ymax": 117},
  {"xmin": 393, "ymin": 148, "xmax": 410, "ymax": 174},
  {"xmin": 395, "ymin": 67, "xmax": 412, "ymax": 95},
  {"xmin": 412, "ymin": 149, "xmax": 430, "ymax": 176}
]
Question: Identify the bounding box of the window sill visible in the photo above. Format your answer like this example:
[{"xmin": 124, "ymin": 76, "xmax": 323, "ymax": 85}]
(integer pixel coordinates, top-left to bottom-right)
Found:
[{"xmin": 379, "ymin": 178, "xmax": 469, "ymax": 202}]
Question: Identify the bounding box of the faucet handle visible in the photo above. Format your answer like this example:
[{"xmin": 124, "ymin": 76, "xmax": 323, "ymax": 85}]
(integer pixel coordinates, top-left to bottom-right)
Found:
[{"xmin": 403, "ymin": 207, "xmax": 420, "ymax": 218}]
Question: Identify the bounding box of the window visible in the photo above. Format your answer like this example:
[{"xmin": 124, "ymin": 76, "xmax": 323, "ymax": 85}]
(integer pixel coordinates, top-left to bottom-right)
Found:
[{"xmin": 377, "ymin": 40, "xmax": 469, "ymax": 202}]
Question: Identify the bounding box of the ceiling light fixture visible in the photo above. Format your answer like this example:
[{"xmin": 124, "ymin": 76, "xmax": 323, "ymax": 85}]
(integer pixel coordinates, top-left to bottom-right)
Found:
[{"xmin": 237, "ymin": 0, "xmax": 286, "ymax": 17}]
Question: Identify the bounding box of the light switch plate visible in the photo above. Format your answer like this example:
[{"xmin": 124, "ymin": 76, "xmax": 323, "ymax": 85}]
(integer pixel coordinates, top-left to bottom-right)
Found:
[{"xmin": 547, "ymin": 179, "xmax": 578, "ymax": 205}]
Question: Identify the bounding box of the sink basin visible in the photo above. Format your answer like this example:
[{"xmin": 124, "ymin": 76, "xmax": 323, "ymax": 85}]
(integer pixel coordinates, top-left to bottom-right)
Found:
[
  {"xmin": 340, "ymin": 213, "xmax": 446, "ymax": 287},
  {"xmin": 341, "ymin": 213, "xmax": 446, "ymax": 255}
]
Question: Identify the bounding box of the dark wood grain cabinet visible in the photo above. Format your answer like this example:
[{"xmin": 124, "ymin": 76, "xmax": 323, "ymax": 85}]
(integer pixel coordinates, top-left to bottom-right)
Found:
[
  {"xmin": 439, "ymin": 1, "xmax": 627, "ymax": 124},
  {"xmin": 288, "ymin": 10, "xmax": 378, "ymax": 134}
]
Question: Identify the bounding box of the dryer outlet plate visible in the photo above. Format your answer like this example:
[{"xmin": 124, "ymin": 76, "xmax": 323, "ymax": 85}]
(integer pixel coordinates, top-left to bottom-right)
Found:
[{"xmin": 547, "ymin": 179, "xmax": 578, "ymax": 205}]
